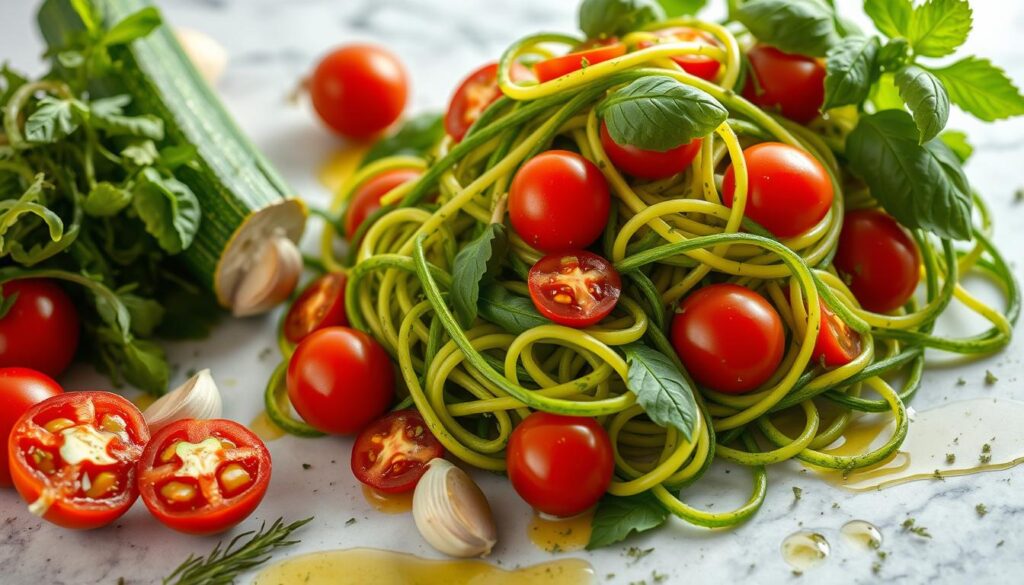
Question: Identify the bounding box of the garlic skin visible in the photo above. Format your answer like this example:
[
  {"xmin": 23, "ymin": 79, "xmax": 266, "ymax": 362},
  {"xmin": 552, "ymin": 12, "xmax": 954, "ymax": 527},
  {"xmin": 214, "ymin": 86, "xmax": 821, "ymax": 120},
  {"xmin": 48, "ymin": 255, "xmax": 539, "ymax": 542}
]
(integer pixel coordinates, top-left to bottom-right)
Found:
[
  {"xmin": 174, "ymin": 28, "xmax": 228, "ymax": 85},
  {"xmin": 143, "ymin": 369, "xmax": 222, "ymax": 432},
  {"xmin": 231, "ymin": 232, "xmax": 303, "ymax": 317},
  {"xmin": 412, "ymin": 458, "xmax": 497, "ymax": 558}
]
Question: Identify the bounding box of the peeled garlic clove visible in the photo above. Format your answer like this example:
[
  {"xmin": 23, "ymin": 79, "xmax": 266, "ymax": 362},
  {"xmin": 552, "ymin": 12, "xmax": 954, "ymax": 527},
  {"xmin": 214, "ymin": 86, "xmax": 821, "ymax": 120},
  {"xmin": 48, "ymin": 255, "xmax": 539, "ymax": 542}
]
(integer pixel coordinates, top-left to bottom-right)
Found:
[
  {"xmin": 144, "ymin": 369, "xmax": 222, "ymax": 432},
  {"xmin": 413, "ymin": 458, "xmax": 497, "ymax": 558},
  {"xmin": 231, "ymin": 232, "xmax": 302, "ymax": 317},
  {"xmin": 175, "ymin": 27, "xmax": 228, "ymax": 85}
]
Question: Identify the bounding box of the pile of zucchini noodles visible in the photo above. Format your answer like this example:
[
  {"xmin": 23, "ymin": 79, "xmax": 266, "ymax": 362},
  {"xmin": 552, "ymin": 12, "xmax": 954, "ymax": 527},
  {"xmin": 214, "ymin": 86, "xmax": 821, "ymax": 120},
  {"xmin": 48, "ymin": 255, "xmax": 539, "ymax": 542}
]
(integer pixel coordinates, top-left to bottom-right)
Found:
[{"xmin": 270, "ymin": 16, "xmax": 1018, "ymax": 528}]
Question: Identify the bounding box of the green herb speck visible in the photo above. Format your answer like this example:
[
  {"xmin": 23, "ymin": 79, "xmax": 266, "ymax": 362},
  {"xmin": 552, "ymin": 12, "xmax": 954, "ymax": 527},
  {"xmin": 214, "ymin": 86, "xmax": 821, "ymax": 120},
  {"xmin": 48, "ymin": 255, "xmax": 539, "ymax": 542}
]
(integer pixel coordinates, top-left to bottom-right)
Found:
[{"xmin": 976, "ymin": 504, "xmax": 988, "ymax": 517}]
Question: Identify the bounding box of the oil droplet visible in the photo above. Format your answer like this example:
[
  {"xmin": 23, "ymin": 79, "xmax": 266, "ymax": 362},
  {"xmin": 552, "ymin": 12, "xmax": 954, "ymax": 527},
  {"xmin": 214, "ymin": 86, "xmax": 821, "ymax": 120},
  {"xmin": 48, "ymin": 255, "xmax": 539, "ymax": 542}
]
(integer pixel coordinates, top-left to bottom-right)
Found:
[
  {"xmin": 528, "ymin": 509, "xmax": 594, "ymax": 553},
  {"xmin": 130, "ymin": 393, "xmax": 158, "ymax": 412},
  {"xmin": 362, "ymin": 484, "xmax": 414, "ymax": 514},
  {"xmin": 780, "ymin": 531, "xmax": 830, "ymax": 572},
  {"xmin": 248, "ymin": 410, "xmax": 286, "ymax": 442},
  {"xmin": 319, "ymin": 144, "xmax": 372, "ymax": 193},
  {"xmin": 252, "ymin": 548, "xmax": 595, "ymax": 585},
  {"xmin": 841, "ymin": 520, "xmax": 882, "ymax": 551}
]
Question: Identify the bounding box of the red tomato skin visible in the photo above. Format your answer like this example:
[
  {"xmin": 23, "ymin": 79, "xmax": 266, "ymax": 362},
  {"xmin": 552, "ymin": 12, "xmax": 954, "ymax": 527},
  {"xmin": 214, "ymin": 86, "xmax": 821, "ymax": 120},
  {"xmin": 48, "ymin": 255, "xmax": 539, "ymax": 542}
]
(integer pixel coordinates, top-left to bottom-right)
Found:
[
  {"xmin": 671, "ymin": 284, "xmax": 785, "ymax": 394},
  {"xmin": 287, "ymin": 327, "xmax": 395, "ymax": 435},
  {"xmin": 0, "ymin": 368, "xmax": 63, "ymax": 487},
  {"xmin": 345, "ymin": 168, "xmax": 422, "ymax": 237},
  {"xmin": 527, "ymin": 251, "xmax": 622, "ymax": 328},
  {"xmin": 508, "ymin": 150, "xmax": 610, "ymax": 253},
  {"xmin": 535, "ymin": 42, "xmax": 627, "ymax": 83},
  {"xmin": 639, "ymin": 27, "xmax": 721, "ymax": 80},
  {"xmin": 834, "ymin": 210, "xmax": 921, "ymax": 314},
  {"xmin": 599, "ymin": 121, "xmax": 702, "ymax": 180},
  {"xmin": 351, "ymin": 410, "xmax": 445, "ymax": 494},
  {"xmin": 742, "ymin": 45, "xmax": 826, "ymax": 124},
  {"xmin": 310, "ymin": 44, "xmax": 408, "ymax": 139},
  {"xmin": 284, "ymin": 273, "xmax": 349, "ymax": 345},
  {"xmin": 137, "ymin": 419, "xmax": 271, "ymax": 535},
  {"xmin": 445, "ymin": 62, "xmax": 532, "ymax": 142},
  {"xmin": 721, "ymin": 142, "xmax": 833, "ymax": 238},
  {"xmin": 0, "ymin": 279, "xmax": 80, "ymax": 378},
  {"xmin": 811, "ymin": 301, "xmax": 862, "ymax": 367},
  {"xmin": 506, "ymin": 412, "xmax": 613, "ymax": 517},
  {"xmin": 9, "ymin": 391, "xmax": 149, "ymax": 529}
]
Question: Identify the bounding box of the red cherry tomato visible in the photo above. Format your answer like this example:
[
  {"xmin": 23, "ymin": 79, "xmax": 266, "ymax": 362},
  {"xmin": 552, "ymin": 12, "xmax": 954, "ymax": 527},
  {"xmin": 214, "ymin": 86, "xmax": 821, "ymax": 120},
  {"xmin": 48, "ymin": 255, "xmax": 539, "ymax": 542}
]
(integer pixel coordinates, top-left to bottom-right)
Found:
[
  {"xmin": 8, "ymin": 391, "xmax": 149, "ymax": 529},
  {"xmin": 0, "ymin": 368, "xmax": 63, "ymax": 487},
  {"xmin": 310, "ymin": 44, "xmax": 408, "ymax": 139},
  {"xmin": 535, "ymin": 42, "xmax": 627, "ymax": 83},
  {"xmin": 0, "ymin": 279, "xmax": 80, "ymax": 378},
  {"xmin": 345, "ymin": 168, "xmax": 422, "ymax": 237},
  {"xmin": 638, "ymin": 27, "xmax": 721, "ymax": 80},
  {"xmin": 137, "ymin": 419, "xmax": 271, "ymax": 535},
  {"xmin": 721, "ymin": 142, "xmax": 833, "ymax": 238},
  {"xmin": 599, "ymin": 121, "xmax": 702, "ymax": 180},
  {"xmin": 834, "ymin": 210, "xmax": 921, "ymax": 314},
  {"xmin": 445, "ymin": 61, "xmax": 533, "ymax": 142},
  {"xmin": 508, "ymin": 150, "xmax": 610, "ymax": 253},
  {"xmin": 287, "ymin": 326, "xmax": 395, "ymax": 435},
  {"xmin": 812, "ymin": 301, "xmax": 862, "ymax": 368},
  {"xmin": 527, "ymin": 251, "xmax": 622, "ymax": 328},
  {"xmin": 351, "ymin": 410, "xmax": 444, "ymax": 494},
  {"xmin": 742, "ymin": 44, "xmax": 826, "ymax": 124},
  {"xmin": 671, "ymin": 284, "xmax": 785, "ymax": 394},
  {"xmin": 506, "ymin": 412, "xmax": 613, "ymax": 517},
  {"xmin": 284, "ymin": 273, "xmax": 349, "ymax": 345}
]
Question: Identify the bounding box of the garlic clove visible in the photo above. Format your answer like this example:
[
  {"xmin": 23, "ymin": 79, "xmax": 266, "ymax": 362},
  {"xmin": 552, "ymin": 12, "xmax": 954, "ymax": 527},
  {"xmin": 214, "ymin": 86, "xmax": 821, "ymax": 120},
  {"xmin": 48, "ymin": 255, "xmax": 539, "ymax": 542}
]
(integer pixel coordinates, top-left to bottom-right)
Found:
[
  {"xmin": 231, "ymin": 232, "xmax": 302, "ymax": 317},
  {"xmin": 174, "ymin": 27, "xmax": 228, "ymax": 85},
  {"xmin": 412, "ymin": 458, "xmax": 497, "ymax": 558},
  {"xmin": 143, "ymin": 369, "xmax": 223, "ymax": 432}
]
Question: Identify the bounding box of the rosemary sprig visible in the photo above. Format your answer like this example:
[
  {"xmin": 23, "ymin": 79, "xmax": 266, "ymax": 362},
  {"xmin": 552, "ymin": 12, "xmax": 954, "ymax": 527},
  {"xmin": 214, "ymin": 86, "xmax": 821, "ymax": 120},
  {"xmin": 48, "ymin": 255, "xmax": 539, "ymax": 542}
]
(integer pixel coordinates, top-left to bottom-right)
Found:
[{"xmin": 162, "ymin": 517, "xmax": 313, "ymax": 585}]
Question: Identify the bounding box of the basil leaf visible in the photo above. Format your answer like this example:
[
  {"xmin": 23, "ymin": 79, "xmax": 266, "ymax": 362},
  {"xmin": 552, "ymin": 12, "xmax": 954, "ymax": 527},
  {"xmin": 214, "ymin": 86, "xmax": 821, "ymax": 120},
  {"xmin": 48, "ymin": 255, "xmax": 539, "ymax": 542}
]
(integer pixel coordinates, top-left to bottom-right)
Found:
[
  {"xmin": 133, "ymin": 168, "xmax": 201, "ymax": 254},
  {"xmin": 579, "ymin": 0, "xmax": 665, "ymax": 39},
  {"xmin": 102, "ymin": 6, "xmax": 161, "ymax": 47},
  {"xmin": 846, "ymin": 110, "xmax": 972, "ymax": 241},
  {"xmin": 25, "ymin": 96, "xmax": 82, "ymax": 143},
  {"xmin": 450, "ymin": 223, "xmax": 508, "ymax": 329},
  {"xmin": 159, "ymin": 144, "xmax": 199, "ymax": 170},
  {"xmin": 908, "ymin": 0, "xmax": 972, "ymax": 58},
  {"xmin": 599, "ymin": 76, "xmax": 726, "ymax": 152},
  {"xmin": 939, "ymin": 129, "xmax": 972, "ymax": 163},
  {"xmin": 363, "ymin": 112, "xmax": 444, "ymax": 167},
  {"xmin": 822, "ymin": 36, "xmax": 880, "ymax": 110},
  {"xmin": 894, "ymin": 65, "xmax": 949, "ymax": 144},
  {"xmin": 478, "ymin": 283, "xmax": 547, "ymax": 335},
  {"xmin": 864, "ymin": 0, "xmax": 913, "ymax": 39},
  {"xmin": 734, "ymin": 0, "xmax": 839, "ymax": 57},
  {"xmin": 929, "ymin": 57, "xmax": 1024, "ymax": 122},
  {"xmin": 84, "ymin": 182, "xmax": 132, "ymax": 217},
  {"xmin": 622, "ymin": 342, "xmax": 698, "ymax": 440},
  {"xmin": 120, "ymin": 292, "xmax": 165, "ymax": 337},
  {"xmin": 657, "ymin": 0, "xmax": 706, "ymax": 16},
  {"xmin": 587, "ymin": 492, "xmax": 669, "ymax": 550}
]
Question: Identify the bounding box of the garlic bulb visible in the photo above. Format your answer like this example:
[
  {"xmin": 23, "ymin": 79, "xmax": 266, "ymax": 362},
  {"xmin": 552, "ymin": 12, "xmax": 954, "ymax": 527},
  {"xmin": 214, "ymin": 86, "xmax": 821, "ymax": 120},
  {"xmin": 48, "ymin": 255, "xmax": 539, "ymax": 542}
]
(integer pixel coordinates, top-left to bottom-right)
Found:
[
  {"xmin": 231, "ymin": 232, "xmax": 303, "ymax": 317},
  {"xmin": 174, "ymin": 28, "xmax": 228, "ymax": 85},
  {"xmin": 412, "ymin": 458, "xmax": 497, "ymax": 558},
  {"xmin": 143, "ymin": 369, "xmax": 222, "ymax": 432}
]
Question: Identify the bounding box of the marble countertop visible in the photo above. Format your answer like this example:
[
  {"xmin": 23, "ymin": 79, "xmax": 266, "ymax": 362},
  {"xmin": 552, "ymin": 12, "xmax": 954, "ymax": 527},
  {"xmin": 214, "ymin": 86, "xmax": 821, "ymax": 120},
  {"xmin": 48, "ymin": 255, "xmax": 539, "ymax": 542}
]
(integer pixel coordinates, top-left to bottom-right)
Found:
[{"xmin": 2, "ymin": 1, "xmax": 1024, "ymax": 583}]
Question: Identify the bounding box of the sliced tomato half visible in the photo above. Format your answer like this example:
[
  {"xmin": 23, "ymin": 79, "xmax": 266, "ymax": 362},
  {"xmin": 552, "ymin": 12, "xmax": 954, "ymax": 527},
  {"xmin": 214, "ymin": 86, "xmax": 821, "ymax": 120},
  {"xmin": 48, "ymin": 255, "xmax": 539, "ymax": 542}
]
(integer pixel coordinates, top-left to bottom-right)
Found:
[
  {"xmin": 351, "ymin": 410, "xmax": 444, "ymax": 494},
  {"xmin": 534, "ymin": 41, "xmax": 627, "ymax": 83},
  {"xmin": 284, "ymin": 272, "xmax": 349, "ymax": 344},
  {"xmin": 527, "ymin": 251, "xmax": 622, "ymax": 328},
  {"xmin": 445, "ymin": 61, "xmax": 533, "ymax": 142},
  {"xmin": 812, "ymin": 300, "xmax": 862, "ymax": 368}
]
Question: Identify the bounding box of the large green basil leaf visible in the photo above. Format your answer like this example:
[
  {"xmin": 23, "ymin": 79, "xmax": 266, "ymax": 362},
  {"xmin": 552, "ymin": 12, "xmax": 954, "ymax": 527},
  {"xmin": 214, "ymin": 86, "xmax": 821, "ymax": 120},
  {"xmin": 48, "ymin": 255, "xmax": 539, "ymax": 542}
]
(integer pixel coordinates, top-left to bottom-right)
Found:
[
  {"xmin": 622, "ymin": 342, "xmax": 698, "ymax": 440},
  {"xmin": 734, "ymin": 0, "xmax": 839, "ymax": 57},
  {"xmin": 599, "ymin": 76, "xmax": 726, "ymax": 152},
  {"xmin": 822, "ymin": 35, "xmax": 881, "ymax": 110},
  {"xmin": 894, "ymin": 65, "xmax": 949, "ymax": 143},
  {"xmin": 588, "ymin": 492, "xmax": 670, "ymax": 549}
]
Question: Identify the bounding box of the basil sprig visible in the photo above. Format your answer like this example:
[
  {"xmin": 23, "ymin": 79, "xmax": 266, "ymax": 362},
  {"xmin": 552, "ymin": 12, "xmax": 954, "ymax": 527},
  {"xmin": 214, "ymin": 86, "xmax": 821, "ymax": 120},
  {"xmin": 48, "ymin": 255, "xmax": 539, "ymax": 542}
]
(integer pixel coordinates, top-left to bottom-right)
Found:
[
  {"xmin": 622, "ymin": 342, "xmax": 698, "ymax": 441},
  {"xmin": 734, "ymin": 0, "xmax": 841, "ymax": 57},
  {"xmin": 587, "ymin": 492, "xmax": 670, "ymax": 549}
]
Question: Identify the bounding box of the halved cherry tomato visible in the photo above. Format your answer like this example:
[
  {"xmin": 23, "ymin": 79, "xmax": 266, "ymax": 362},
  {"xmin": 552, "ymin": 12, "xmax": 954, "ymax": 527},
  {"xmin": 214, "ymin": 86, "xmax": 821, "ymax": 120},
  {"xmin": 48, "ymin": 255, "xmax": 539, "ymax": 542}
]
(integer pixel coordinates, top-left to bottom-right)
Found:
[
  {"xmin": 599, "ymin": 121, "xmax": 702, "ymax": 180},
  {"xmin": 0, "ymin": 279, "xmax": 80, "ymax": 378},
  {"xmin": 345, "ymin": 168, "xmax": 423, "ymax": 238},
  {"xmin": 534, "ymin": 41, "xmax": 627, "ymax": 83},
  {"xmin": 833, "ymin": 209, "xmax": 921, "ymax": 314},
  {"xmin": 506, "ymin": 412, "xmax": 613, "ymax": 517},
  {"xmin": 310, "ymin": 44, "xmax": 408, "ymax": 139},
  {"xmin": 638, "ymin": 27, "xmax": 721, "ymax": 80},
  {"xmin": 287, "ymin": 326, "xmax": 395, "ymax": 435},
  {"xmin": 812, "ymin": 301, "xmax": 862, "ymax": 368},
  {"xmin": 445, "ymin": 61, "xmax": 533, "ymax": 142},
  {"xmin": 508, "ymin": 150, "xmax": 610, "ymax": 253},
  {"xmin": 527, "ymin": 251, "xmax": 621, "ymax": 328},
  {"xmin": 0, "ymin": 368, "xmax": 63, "ymax": 487},
  {"xmin": 284, "ymin": 273, "xmax": 348, "ymax": 344},
  {"xmin": 721, "ymin": 142, "xmax": 833, "ymax": 238},
  {"xmin": 671, "ymin": 284, "xmax": 785, "ymax": 394},
  {"xmin": 137, "ymin": 419, "xmax": 271, "ymax": 535},
  {"xmin": 351, "ymin": 410, "xmax": 444, "ymax": 494},
  {"xmin": 8, "ymin": 391, "xmax": 149, "ymax": 529},
  {"xmin": 742, "ymin": 44, "xmax": 826, "ymax": 124}
]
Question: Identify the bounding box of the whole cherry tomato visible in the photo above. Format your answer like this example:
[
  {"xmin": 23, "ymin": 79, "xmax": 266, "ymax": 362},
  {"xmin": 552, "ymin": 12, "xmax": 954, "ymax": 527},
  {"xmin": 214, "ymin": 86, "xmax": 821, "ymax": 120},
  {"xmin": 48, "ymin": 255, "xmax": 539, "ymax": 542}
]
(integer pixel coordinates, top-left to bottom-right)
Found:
[
  {"xmin": 742, "ymin": 44, "xmax": 826, "ymax": 124},
  {"xmin": 351, "ymin": 410, "xmax": 444, "ymax": 493},
  {"xmin": 0, "ymin": 279, "xmax": 80, "ymax": 377},
  {"xmin": 600, "ymin": 121, "xmax": 701, "ymax": 180},
  {"xmin": 311, "ymin": 44, "xmax": 408, "ymax": 139},
  {"xmin": 833, "ymin": 210, "xmax": 921, "ymax": 313}
]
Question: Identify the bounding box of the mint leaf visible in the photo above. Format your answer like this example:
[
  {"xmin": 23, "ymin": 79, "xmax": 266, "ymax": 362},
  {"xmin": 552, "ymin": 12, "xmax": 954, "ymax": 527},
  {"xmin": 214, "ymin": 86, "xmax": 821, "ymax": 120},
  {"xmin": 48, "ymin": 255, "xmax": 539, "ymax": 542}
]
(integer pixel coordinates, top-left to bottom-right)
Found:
[
  {"xmin": 939, "ymin": 130, "xmax": 972, "ymax": 163},
  {"xmin": 133, "ymin": 168, "xmax": 201, "ymax": 254},
  {"xmin": 363, "ymin": 112, "xmax": 444, "ymax": 167},
  {"xmin": 622, "ymin": 342, "xmax": 698, "ymax": 440},
  {"xmin": 478, "ymin": 283, "xmax": 547, "ymax": 335},
  {"xmin": 908, "ymin": 0, "xmax": 972, "ymax": 58},
  {"xmin": 929, "ymin": 57, "xmax": 1024, "ymax": 122},
  {"xmin": 865, "ymin": 0, "xmax": 913, "ymax": 39},
  {"xmin": 588, "ymin": 492, "xmax": 669, "ymax": 549},
  {"xmin": 579, "ymin": 0, "xmax": 665, "ymax": 39},
  {"xmin": 657, "ymin": 0, "xmax": 706, "ymax": 16},
  {"xmin": 895, "ymin": 65, "xmax": 949, "ymax": 143},
  {"xmin": 102, "ymin": 6, "xmax": 162, "ymax": 47},
  {"xmin": 599, "ymin": 76, "xmax": 726, "ymax": 152},
  {"xmin": 846, "ymin": 110, "xmax": 972, "ymax": 241},
  {"xmin": 734, "ymin": 0, "xmax": 839, "ymax": 57},
  {"xmin": 450, "ymin": 223, "xmax": 508, "ymax": 329},
  {"xmin": 84, "ymin": 182, "xmax": 132, "ymax": 217},
  {"xmin": 25, "ymin": 96, "xmax": 82, "ymax": 143},
  {"xmin": 823, "ymin": 36, "xmax": 881, "ymax": 110}
]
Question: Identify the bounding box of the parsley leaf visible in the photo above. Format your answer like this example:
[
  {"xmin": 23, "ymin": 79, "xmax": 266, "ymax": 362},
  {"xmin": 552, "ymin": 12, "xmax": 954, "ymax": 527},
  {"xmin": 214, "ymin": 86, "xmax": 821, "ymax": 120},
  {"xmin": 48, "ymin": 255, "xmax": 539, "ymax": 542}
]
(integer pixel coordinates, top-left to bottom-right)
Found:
[
  {"xmin": 929, "ymin": 57, "xmax": 1024, "ymax": 122},
  {"xmin": 865, "ymin": 0, "xmax": 913, "ymax": 39},
  {"xmin": 908, "ymin": 0, "xmax": 972, "ymax": 58}
]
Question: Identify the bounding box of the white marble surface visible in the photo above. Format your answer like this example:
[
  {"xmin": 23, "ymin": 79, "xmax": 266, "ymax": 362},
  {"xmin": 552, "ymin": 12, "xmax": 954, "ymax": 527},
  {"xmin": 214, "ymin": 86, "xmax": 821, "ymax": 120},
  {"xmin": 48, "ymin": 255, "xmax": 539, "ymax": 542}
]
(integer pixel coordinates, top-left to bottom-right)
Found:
[{"xmin": 2, "ymin": 1, "xmax": 1024, "ymax": 583}]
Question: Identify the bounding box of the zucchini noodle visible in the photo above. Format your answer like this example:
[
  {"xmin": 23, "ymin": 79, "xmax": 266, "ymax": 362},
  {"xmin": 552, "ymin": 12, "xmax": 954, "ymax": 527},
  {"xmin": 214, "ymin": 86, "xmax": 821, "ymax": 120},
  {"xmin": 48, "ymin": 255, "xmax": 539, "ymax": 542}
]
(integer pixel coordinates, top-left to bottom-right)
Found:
[{"xmin": 271, "ymin": 15, "xmax": 1018, "ymax": 531}]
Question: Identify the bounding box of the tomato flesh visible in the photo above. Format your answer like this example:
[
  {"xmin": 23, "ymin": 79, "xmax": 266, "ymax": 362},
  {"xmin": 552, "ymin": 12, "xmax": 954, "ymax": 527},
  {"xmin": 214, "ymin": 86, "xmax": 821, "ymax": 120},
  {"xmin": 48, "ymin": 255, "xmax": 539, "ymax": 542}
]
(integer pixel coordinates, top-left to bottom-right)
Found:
[
  {"xmin": 0, "ymin": 368, "xmax": 63, "ymax": 487},
  {"xmin": 445, "ymin": 62, "xmax": 532, "ymax": 142},
  {"xmin": 639, "ymin": 27, "xmax": 721, "ymax": 80},
  {"xmin": 535, "ymin": 42, "xmax": 627, "ymax": 83},
  {"xmin": 742, "ymin": 44, "xmax": 826, "ymax": 124},
  {"xmin": 812, "ymin": 301, "xmax": 862, "ymax": 368},
  {"xmin": 345, "ymin": 168, "xmax": 422, "ymax": 238},
  {"xmin": 8, "ymin": 391, "xmax": 149, "ymax": 529},
  {"xmin": 0, "ymin": 279, "xmax": 80, "ymax": 378},
  {"xmin": 137, "ymin": 419, "xmax": 271, "ymax": 535},
  {"xmin": 600, "ymin": 121, "xmax": 701, "ymax": 180},
  {"xmin": 310, "ymin": 44, "xmax": 408, "ymax": 139},
  {"xmin": 834, "ymin": 209, "xmax": 921, "ymax": 313},
  {"xmin": 528, "ymin": 251, "xmax": 621, "ymax": 328},
  {"xmin": 506, "ymin": 412, "xmax": 613, "ymax": 517},
  {"xmin": 284, "ymin": 273, "xmax": 349, "ymax": 344},
  {"xmin": 351, "ymin": 410, "xmax": 444, "ymax": 494}
]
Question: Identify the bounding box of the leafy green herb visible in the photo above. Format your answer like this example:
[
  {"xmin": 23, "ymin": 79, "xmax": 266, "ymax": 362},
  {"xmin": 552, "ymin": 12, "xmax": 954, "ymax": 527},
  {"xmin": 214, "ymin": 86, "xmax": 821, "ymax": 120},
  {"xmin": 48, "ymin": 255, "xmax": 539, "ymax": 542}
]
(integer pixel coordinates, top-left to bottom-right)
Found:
[
  {"xmin": 939, "ymin": 130, "xmax": 973, "ymax": 163},
  {"xmin": 945, "ymin": 453, "xmax": 956, "ymax": 464},
  {"xmin": 101, "ymin": 6, "xmax": 161, "ymax": 47},
  {"xmin": 345, "ymin": 517, "xmax": 357, "ymax": 526},
  {"xmin": 84, "ymin": 182, "xmax": 132, "ymax": 217},
  {"xmin": 792, "ymin": 486, "xmax": 803, "ymax": 501},
  {"xmin": 823, "ymin": 36, "xmax": 881, "ymax": 110},
  {"xmin": 984, "ymin": 370, "xmax": 998, "ymax": 385},
  {"xmin": 657, "ymin": 0, "xmax": 706, "ymax": 16},
  {"xmin": 477, "ymin": 283, "xmax": 548, "ymax": 335},
  {"xmin": 90, "ymin": 95, "xmax": 165, "ymax": 140},
  {"xmin": 975, "ymin": 503, "xmax": 988, "ymax": 517},
  {"xmin": 579, "ymin": 0, "xmax": 665, "ymax": 39},
  {"xmin": 625, "ymin": 546, "xmax": 655, "ymax": 564},
  {"xmin": 901, "ymin": 518, "xmax": 932, "ymax": 539},
  {"xmin": 734, "ymin": 0, "xmax": 840, "ymax": 57},
  {"xmin": 864, "ymin": 0, "xmax": 912, "ymax": 39},
  {"xmin": 450, "ymin": 223, "xmax": 508, "ymax": 329},
  {"xmin": 133, "ymin": 168, "xmax": 201, "ymax": 254},
  {"xmin": 894, "ymin": 65, "xmax": 949, "ymax": 143},
  {"xmin": 929, "ymin": 57, "xmax": 1024, "ymax": 122},
  {"xmin": 621, "ymin": 342, "xmax": 698, "ymax": 440},
  {"xmin": 362, "ymin": 112, "xmax": 444, "ymax": 166},
  {"xmin": 588, "ymin": 491, "xmax": 669, "ymax": 550},
  {"xmin": 907, "ymin": 0, "xmax": 972, "ymax": 58},
  {"xmin": 24, "ymin": 96, "xmax": 83, "ymax": 143}
]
